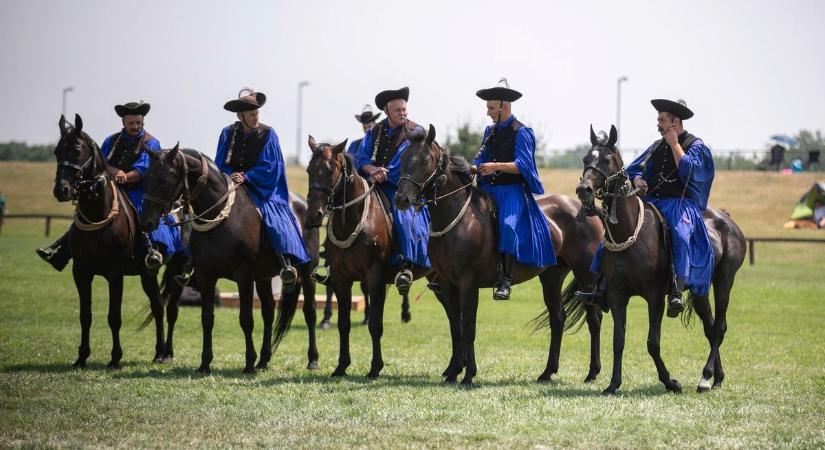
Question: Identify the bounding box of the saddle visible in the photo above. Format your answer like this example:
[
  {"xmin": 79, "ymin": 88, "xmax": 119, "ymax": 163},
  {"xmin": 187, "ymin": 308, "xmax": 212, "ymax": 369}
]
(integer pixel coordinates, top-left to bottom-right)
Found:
[{"xmin": 115, "ymin": 184, "xmax": 138, "ymax": 259}]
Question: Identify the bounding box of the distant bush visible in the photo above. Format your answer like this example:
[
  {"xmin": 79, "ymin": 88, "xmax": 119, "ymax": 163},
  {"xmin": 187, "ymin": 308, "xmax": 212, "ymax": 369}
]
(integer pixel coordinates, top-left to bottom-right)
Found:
[{"xmin": 0, "ymin": 142, "xmax": 55, "ymax": 161}]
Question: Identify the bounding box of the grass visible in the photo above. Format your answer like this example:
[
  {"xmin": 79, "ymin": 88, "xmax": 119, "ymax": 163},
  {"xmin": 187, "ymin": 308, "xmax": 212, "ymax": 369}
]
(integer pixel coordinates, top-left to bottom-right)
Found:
[{"xmin": 1, "ymin": 163, "xmax": 824, "ymax": 449}]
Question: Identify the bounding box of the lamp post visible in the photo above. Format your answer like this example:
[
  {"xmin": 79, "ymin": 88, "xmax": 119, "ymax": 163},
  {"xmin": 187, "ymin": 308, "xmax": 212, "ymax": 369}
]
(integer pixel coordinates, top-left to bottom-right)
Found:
[
  {"xmin": 62, "ymin": 86, "xmax": 74, "ymax": 117},
  {"xmin": 295, "ymin": 80, "xmax": 309, "ymax": 165},
  {"xmin": 616, "ymin": 76, "xmax": 628, "ymax": 149}
]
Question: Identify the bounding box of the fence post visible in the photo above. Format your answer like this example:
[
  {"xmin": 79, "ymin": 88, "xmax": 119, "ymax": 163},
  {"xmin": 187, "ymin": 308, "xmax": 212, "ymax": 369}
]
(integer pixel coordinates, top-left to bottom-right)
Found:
[
  {"xmin": 45, "ymin": 216, "xmax": 51, "ymax": 237},
  {"xmin": 748, "ymin": 239, "xmax": 755, "ymax": 265}
]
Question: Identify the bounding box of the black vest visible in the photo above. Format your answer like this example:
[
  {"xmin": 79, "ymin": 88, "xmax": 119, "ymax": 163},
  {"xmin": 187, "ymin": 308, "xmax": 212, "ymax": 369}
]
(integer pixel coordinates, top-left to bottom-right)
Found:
[
  {"xmin": 647, "ymin": 132, "xmax": 697, "ymax": 198},
  {"xmin": 487, "ymin": 118, "xmax": 525, "ymax": 186},
  {"xmin": 107, "ymin": 131, "xmax": 152, "ymax": 171},
  {"xmin": 227, "ymin": 123, "xmax": 272, "ymax": 172},
  {"xmin": 371, "ymin": 119, "xmax": 420, "ymax": 167}
]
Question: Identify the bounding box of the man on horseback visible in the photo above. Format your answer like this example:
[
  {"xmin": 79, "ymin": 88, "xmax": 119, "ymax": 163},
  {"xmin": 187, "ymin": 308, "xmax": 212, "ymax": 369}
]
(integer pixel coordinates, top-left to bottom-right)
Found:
[
  {"xmin": 348, "ymin": 104, "xmax": 381, "ymax": 155},
  {"xmin": 354, "ymin": 86, "xmax": 431, "ymax": 295},
  {"xmin": 472, "ymin": 82, "xmax": 556, "ymax": 300},
  {"xmin": 580, "ymin": 99, "xmax": 715, "ymax": 317},
  {"xmin": 215, "ymin": 89, "xmax": 311, "ymax": 293},
  {"xmin": 37, "ymin": 101, "xmax": 181, "ymax": 271}
]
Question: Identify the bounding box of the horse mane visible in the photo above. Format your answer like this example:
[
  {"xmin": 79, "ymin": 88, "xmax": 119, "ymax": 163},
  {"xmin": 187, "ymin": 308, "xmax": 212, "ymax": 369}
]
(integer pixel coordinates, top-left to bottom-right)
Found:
[
  {"xmin": 446, "ymin": 153, "xmax": 474, "ymax": 186},
  {"xmin": 180, "ymin": 147, "xmax": 221, "ymax": 174}
]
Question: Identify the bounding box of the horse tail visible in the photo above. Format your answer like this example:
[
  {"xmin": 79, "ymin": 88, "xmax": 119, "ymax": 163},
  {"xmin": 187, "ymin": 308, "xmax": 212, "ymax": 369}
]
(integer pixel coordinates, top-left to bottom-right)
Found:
[
  {"xmin": 528, "ymin": 278, "xmax": 586, "ymax": 333},
  {"xmin": 272, "ymin": 285, "xmax": 300, "ymax": 351},
  {"xmin": 680, "ymin": 291, "xmax": 697, "ymax": 328}
]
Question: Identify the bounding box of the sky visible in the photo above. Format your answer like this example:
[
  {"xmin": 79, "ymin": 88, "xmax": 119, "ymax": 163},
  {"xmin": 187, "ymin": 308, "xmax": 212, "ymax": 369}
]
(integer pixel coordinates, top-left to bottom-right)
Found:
[{"xmin": 1, "ymin": 0, "xmax": 823, "ymax": 164}]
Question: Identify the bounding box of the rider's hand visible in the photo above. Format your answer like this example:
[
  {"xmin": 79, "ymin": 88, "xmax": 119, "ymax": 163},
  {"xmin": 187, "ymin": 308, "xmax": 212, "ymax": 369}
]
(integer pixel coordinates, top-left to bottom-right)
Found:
[
  {"xmin": 633, "ymin": 176, "xmax": 648, "ymax": 195},
  {"xmin": 231, "ymin": 172, "xmax": 245, "ymax": 184},
  {"xmin": 477, "ymin": 162, "xmax": 498, "ymax": 176},
  {"xmin": 114, "ymin": 170, "xmax": 127, "ymax": 184},
  {"xmin": 369, "ymin": 167, "xmax": 388, "ymax": 184},
  {"xmin": 470, "ymin": 165, "xmax": 478, "ymax": 175},
  {"xmin": 662, "ymin": 125, "xmax": 680, "ymax": 149}
]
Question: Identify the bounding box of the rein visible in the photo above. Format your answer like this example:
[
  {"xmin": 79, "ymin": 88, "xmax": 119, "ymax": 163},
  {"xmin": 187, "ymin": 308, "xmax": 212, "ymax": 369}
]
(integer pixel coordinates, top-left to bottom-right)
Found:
[{"xmin": 74, "ymin": 178, "xmax": 120, "ymax": 231}]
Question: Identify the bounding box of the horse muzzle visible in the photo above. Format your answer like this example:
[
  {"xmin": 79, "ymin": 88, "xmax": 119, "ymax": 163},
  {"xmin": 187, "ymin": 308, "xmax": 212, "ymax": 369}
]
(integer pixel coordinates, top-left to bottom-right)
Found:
[
  {"xmin": 304, "ymin": 210, "xmax": 324, "ymax": 229},
  {"xmin": 53, "ymin": 183, "xmax": 74, "ymax": 202}
]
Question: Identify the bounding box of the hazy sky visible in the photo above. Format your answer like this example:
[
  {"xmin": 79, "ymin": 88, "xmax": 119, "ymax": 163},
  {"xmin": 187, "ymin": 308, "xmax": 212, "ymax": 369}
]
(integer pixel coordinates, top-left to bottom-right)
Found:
[{"xmin": 1, "ymin": 0, "xmax": 823, "ymax": 164}]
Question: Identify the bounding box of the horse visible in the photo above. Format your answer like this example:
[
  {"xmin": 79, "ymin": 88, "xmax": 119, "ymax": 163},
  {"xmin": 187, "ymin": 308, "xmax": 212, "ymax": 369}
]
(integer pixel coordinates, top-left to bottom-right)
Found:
[
  {"xmin": 575, "ymin": 125, "xmax": 746, "ymax": 394},
  {"xmin": 51, "ymin": 114, "xmax": 185, "ymax": 368},
  {"xmin": 304, "ymin": 136, "xmax": 425, "ymax": 379},
  {"xmin": 139, "ymin": 146, "xmax": 319, "ymax": 374},
  {"xmin": 395, "ymin": 125, "xmax": 605, "ymax": 385}
]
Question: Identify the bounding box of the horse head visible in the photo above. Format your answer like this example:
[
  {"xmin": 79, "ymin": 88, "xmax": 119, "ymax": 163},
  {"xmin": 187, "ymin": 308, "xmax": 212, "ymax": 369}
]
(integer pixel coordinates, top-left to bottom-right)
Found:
[
  {"xmin": 141, "ymin": 143, "xmax": 184, "ymax": 231},
  {"xmin": 396, "ymin": 124, "xmax": 444, "ymax": 211},
  {"xmin": 53, "ymin": 114, "xmax": 101, "ymax": 202},
  {"xmin": 576, "ymin": 124, "xmax": 623, "ymax": 210},
  {"xmin": 304, "ymin": 135, "xmax": 349, "ymax": 228}
]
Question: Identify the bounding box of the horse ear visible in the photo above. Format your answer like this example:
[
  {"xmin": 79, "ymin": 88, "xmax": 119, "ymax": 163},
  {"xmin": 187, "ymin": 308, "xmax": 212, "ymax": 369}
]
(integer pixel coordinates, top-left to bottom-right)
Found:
[
  {"xmin": 59, "ymin": 115, "xmax": 67, "ymax": 136},
  {"xmin": 426, "ymin": 124, "xmax": 436, "ymax": 144},
  {"xmin": 608, "ymin": 125, "xmax": 618, "ymax": 148},
  {"xmin": 74, "ymin": 114, "xmax": 83, "ymax": 135},
  {"xmin": 590, "ymin": 124, "xmax": 598, "ymax": 146},
  {"xmin": 146, "ymin": 149, "xmax": 159, "ymax": 160},
  {"xmin": 307, "ymin": 135, "xmax": 317, "ymax": 151},
  {"xmin": 165, "ymin": 143, "xmax": 179, "ymax": 163},
  {"xmin": 331, "ymin": 139, "xmax": 348, "ymax": 154}
]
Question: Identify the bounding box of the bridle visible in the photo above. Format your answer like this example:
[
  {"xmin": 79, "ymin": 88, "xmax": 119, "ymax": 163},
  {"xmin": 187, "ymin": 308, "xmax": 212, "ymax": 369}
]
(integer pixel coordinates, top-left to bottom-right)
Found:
[
  {"xmin": 307, "ymin": 145, "xmax": 374, "ymax": 221},
  {"xmin": 55, "ymin": 135, "xmax": 97, "ymax": 199}
]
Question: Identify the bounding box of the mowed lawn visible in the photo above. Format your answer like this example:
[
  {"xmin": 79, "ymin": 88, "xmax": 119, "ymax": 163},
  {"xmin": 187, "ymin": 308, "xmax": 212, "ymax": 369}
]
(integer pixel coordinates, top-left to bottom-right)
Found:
[{"xmin": 1, "ymin": 162, "xmax": 824, "ymax": 449}]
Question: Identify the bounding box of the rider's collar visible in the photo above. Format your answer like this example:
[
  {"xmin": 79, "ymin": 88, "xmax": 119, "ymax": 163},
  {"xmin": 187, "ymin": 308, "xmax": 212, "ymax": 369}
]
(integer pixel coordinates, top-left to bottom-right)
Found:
[{"xmin": 496, "ymin": 115, "xmax": 516, "ymax": 129}]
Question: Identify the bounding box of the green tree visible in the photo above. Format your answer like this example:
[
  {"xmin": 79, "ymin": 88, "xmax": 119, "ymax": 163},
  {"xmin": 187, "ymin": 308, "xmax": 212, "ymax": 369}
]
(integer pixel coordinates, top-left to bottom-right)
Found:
[
  {"xmin": 0, "ymin": 142, "xmax": 54, "ymax": 161},
  {"xmin": 444, "ymin": 123, "xmax": 483, "ymax": 162}
]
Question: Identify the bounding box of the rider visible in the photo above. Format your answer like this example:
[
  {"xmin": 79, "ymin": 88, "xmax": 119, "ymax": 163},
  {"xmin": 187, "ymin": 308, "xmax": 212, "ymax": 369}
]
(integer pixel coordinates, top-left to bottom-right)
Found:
[
  {"xmin": 473, "ymin": 81, "xmax": 556, "ymax": 300},
  {"xmin": 215, "ymin": 88, "xmax": 311, "ymax": 293},
  {"xmin": 37, "ymin": 101, "xmax": 181, "ymax": 271},
  {"xmin": 349, "ymin": 104, "xmax": 381, "ymax": 155},
  {"xmin": 354, "ymin": 86, "xmax": 431, "ymax": 295},
  {"xmin": 579, "ymin": 99, "xmax": 715, "ymax": 317}
]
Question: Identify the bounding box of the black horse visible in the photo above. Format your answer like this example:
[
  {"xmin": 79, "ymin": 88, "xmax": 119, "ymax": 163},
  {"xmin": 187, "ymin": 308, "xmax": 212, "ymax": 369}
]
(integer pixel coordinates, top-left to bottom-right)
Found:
[
  {"xmin": 396, "ymin": 125, "xmax": 605, "ymax": 385},
  {"xmin": 51, "ymin": 114, "xmax": 185, "ymax": 368},
  {"xmin": 140, "ymin": 146, "xmax": 316, "ymax": 373},
  {"xmin": 575, "ymin": 125, "xmax": 746, "ymax": 394}
]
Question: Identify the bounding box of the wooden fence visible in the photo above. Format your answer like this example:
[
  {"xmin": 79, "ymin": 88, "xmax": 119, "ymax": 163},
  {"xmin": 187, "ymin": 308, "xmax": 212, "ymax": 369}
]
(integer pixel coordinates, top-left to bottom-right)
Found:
[{"xmin": 1, "ymin": 213, "xmax": 73, "ymax": 236}]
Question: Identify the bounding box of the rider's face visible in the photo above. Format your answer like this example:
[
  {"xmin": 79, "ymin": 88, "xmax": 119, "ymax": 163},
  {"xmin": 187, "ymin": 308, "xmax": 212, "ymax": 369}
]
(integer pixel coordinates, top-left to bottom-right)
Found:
[
  {"xmin": 238, "ymin": 110, "xmax": 260, "ymax": 129},
  {"xmin": 384, "ymin": 100, "xmax": 407, "ymax": 128},
  {"xmin": 122, "ymin": 115, "xmax": 144, "ymax": 136}
]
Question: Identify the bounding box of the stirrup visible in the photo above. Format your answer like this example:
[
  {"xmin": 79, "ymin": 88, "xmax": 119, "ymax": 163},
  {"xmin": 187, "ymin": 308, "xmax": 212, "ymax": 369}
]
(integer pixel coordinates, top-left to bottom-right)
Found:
[
  {"xmin": 493, "ymin": 280, "xmax": 511, "ymax": 301},
  {"xmin": 667, "ymin": 294, "xmax": 685, "ymax": 318},
  {"xmin": 394, "ymin": 269, "xmax": 413, "ymax": 296},
  {"xmin": 310, "ymin": 267, "xmax": 331, "ymax": 286},
  {"xmin": 145, "ymin": 249, "xmax": 163, "ymax": 271},
  {"xmin": 281, "ymin": 266, "xmax": 298, "ymax": 293}
]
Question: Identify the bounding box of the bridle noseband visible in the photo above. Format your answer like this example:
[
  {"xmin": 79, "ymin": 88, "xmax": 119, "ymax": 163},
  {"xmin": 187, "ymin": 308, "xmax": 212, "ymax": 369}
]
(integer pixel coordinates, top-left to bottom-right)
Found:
[
  {"xmin": 143, "ymin": 150, "xmax": 210, "ymax": 220},
  {"xmin": 398, "ymin": 144, "xmax": 448, "ymax": 208}
]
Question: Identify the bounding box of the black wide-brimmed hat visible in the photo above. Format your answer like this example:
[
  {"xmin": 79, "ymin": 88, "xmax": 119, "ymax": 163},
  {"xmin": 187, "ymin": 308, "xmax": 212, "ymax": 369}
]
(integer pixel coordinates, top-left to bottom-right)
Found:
[
  {"xmin": 476, "ymin": 86, "xmax": 522, "ymax": 102},
  {"xmin": 224, "ymin": 89, "xmax": 267, "ymax": 113},
  {"xmin": 375, "ymin": 86, "xmax": 409, "ymax": 110},
  {"xmin": 114, "ymin": 102, "xmax": 150, "ymax": 117},
  {"xmin": 651, "ymin": 98, "xmax": 694, "ymax": 120},
  {"xmin": 355, "ymin": 105, "xmax": 382, "ymax": 124}
]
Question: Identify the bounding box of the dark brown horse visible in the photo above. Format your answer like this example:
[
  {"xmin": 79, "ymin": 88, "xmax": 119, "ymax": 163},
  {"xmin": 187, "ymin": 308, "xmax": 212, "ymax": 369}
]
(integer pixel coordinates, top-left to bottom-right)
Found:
[
  {"xmin": 140, "ymin": 146, "xmax": 318, "ymax": 373},
  {"xmin": 304, "ymin": 137, "xmax": 426, "ymax": 379},
  {"xmin": 575, "ymin": 125, "xmax": 746, "ymax": 394},
  {"xmin": 395, "ymin": 125, "xmax": 605, "ymax": 385},
  {"xmin": 52, "ymin": 114, "xmax": 184, "ymax": 368}
]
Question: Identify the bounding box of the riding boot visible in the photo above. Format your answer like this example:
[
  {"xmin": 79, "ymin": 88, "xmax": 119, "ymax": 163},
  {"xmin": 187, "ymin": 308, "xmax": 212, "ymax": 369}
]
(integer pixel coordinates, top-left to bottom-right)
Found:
[
  {"xmin": 394, "ymin": 263, "xmax": 414, "ymax": 296},
  {"xmin": 280, "ymin": 254, "xmax": 298, "ymax": 294},
  {"xmin": 667, "ymin": 276, "xmax": 686, "ymax": 318},
  {"xmin": 575, "ymin": 270, "xmax": 607, "ymax": 308},
  {"xmin": 36, "ymin": 231, "xmax": 72, "ymax": 272},
  {"xmin": 493, "ymin": 253, "xmax": 515, "ymax": 301},
  {"xmin": 174, "ymin": 255, "xmax": 195, "ymax": 287}
]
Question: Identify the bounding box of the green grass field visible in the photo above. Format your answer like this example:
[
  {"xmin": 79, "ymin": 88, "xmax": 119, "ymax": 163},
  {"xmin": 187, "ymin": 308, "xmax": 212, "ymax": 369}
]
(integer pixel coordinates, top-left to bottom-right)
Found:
[{"xmin": 1, "ymin": 162, "xmax": 824, "ymax": 448}]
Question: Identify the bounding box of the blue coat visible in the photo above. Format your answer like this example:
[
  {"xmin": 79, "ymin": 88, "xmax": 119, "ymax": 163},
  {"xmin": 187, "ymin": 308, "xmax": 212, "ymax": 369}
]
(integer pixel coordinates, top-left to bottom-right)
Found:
[
  {"xmin": 100, "ymin": 130, "xmax": 182, "ymax": 256},
  {"xmin": 215, "ymin": 125, "xmax": 310, "ymax": 264},
  {"xmin": 354, "ymin": 122, "xmax": 431, "ymax": 269},
  {"xmin": 474, "ymin": 116, "xmax": 556, "ymax": 268}
]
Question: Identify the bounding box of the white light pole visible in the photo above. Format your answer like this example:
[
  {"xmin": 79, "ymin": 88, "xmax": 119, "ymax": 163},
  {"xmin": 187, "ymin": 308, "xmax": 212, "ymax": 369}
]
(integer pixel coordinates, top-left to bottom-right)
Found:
[
  {"xmin": 616, "ymin": 76, "xmax": 628, "ymax": 149},
  {"xmin": 62, "ymin": 86, "xmax": 74, "ymax": 117},
  {"xmin": 295, "ymin": 81, "xmax": 309, "ymax": 165}
]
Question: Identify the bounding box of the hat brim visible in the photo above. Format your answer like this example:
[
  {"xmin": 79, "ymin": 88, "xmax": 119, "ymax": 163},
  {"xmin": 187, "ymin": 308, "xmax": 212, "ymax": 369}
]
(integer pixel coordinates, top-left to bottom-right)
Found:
[
  {"xmin": 651, "ymin": 99, "xmax": 693, "ymax": 120},
  {"xmin": 476, "ymin": 87, "xmax": 522, "ymax": 102},
  {"xmin": 355, "ymin": 112, "xmax": 382, "ymax": 124},
  {"xmin": 375, "ymin": 87, "xmax": 409, "ymax": 110},
  {"xmin": 224, "ymin": 92, "xmax": 267, "ymax": 113},
  {"xmin": 115, "ymin": 103, "xmax": 150, "ymax": 117}
]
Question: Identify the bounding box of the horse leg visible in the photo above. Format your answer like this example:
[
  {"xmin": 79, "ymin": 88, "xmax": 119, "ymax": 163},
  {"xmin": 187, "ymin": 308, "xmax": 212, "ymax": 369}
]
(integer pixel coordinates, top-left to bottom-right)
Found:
[
  {"xmin": 711, "ymin": 276, "xmax": 734, "ymax": 389},
  {"xmin": 331, "ymin": 280, "xmax": 353, "ymax": 377},
  {"xmin": 604, "ymin": 295, "xmax": 629, "ymax": 395},
  {"xmin": 401, "ymin": 293, "xmax": 411, "ymax": 323},
  {"xmin": 139, "ymin": 272, "xmax": 166, "ymax": 363},
  {"xmin": 459, "ymin": 287, "xmax": 480, "ymax": 385},
  {"xmin": 537, "ymin": 269, "xmax": 566, "ymax": 383},
  {"xmin": 584, "ymin": 306, "xmax": 603, "ymax": 383},
  {"xmin": 300, "ymin": 267, "xmax": 320, "ymax": 370},
  {"xmin": 320, "ymin": 290, "xmax": 333, "ymax": 329},
  {"xmin": 691, "ymin": 293, "xmax": 715, "ymax": 393},
  {"xmin": 439, "ymin": 284, "xmax": 464, "ymax": 383},
  {"xmin": 646, "ymin": 292, "xmax": 682, "ymax": 393},
  {"xmin": 105, "ymin": 273, "xmax": 124, "ymax": 369},
  {"xmin": 196, "ymin": 275, "xmax": 217, "ymax": 374},
  {"xmin": 163, "ymin": 289, "xmax": 180, "ymax": 361},
  {"xmin": 162, "ymin": 254, "xmax": 186, "ymax": 361},
  {"xmin": 72, "ymin": 265, "xmax": 93, "ymax": 368},
  {"xmin": 361, "ymin": 281, "xmax": 370, "ymax": 325},
  {"xmin": 237, "ymin": 277, "xmax": 257, "ymax": 374},
  {"xmin": 366, "ymin": 271, "xmax": 387, "ymax": 379},
  {"xmin": 255, "ymin": 278, "xmax": 274, "ymax": 370}
]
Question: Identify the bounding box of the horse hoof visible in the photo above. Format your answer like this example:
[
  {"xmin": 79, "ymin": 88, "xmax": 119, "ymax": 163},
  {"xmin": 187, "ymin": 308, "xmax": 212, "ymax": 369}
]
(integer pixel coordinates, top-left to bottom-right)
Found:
[
  {"xmin": 255, "ymin": 362, "xmax": 269, "ymax": 370},
  {"xmin": 366, "ymin": 371, "xmax": 380, "ymax": 380},
  {"xmin": 401, "ymin": 312, "xmax": 411, "ymax": 323},
  {"xmin": 459, "ymin": 377, "xmax": 474, "ymax": 386},
  {"xmin": 106, "ymin": 361, "xmax": 121, "ymax": 369},
  {"xmin": 443, "ymin": 376, "xmax": 458, "ymax": 384},
  {"xmin": 537, "ymin": 372, "xmax": 553, "ymax": 383},
  {"xmin": 331, "ymin": 368, "xmax": 347, "ymax": 377},
  {"xmin": 712, "ymin": 382, "xmax": 723, "ymax": 390},
  {"xmin": 696, "ymin": 378, "xmax": 712, "ymax": 393},
  {"xmin": 307, "ymin": 361, "xmax": 321, "ymax": 371},
  {"xmin": 319, "ymin": 321, "xmax": 332, "ymax": 331},
  {"xmin": 72, "ymin": 360, "xmax": 86, "ymax": 369},
  {"xmin": 584, "ymin": 376, "xmax": 598, "ymax": 384},
  {"xmin": 242, "ymin": 367, "xmax": 256, "ymax": 375},
  {"xmin": 196, "ymin": 365, "xmax": 211, "ymax": 375},
  {"xmin": 666, "ymin": 379, "xmax": 683, "ymax": 393},
  {"xmin": 602, "ymin": 387, "xmax": 617, "ymax": 396}
]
